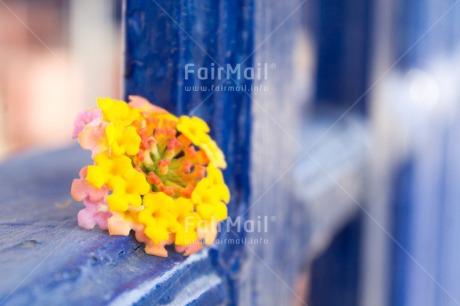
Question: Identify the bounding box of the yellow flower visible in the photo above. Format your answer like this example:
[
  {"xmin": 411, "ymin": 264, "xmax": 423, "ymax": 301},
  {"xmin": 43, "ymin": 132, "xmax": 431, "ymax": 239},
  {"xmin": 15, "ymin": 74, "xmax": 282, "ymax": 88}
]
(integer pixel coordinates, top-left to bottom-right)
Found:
[
  {"xmin": 177, "ymin": 116, "xmax": 210, "ymax": 144},
  {"xmin": 73, "ymin": 96, "xmax": 232, "ymax": 257},
  {"xmin": 138, "ymin": 192, "xmax": 177, "ymax": 244},
  {"xmin": 86, "ymin": 153, "xmax": 133, "ymax": 188},
  {"xmin": 206, "ymin": 163, "xmax": 230, "ymax": 203},
  {"xmin": 106, "ymin": 122, "xmax": 141, "ymax": 156},
  {"xmin": 200, "ymin": 140, "xmax": 227, "ymax": 169},
  {"xmin": 106, "ymin": 169, "xmax": 150, "ymax": 212},
  {"xmin": 191, "ymin": 177, "xmax": 228, "ymax": 222},
  {"xmin": 177, "ymin": 116, "xmax": 226, "ymax": 169},
  {"xmin": 195, "ymin": 198, "xmax": 227, "ymax": 221},
  {"xmin": 98, "ymin": 97, "xmax": 140, "ymax": 126},
  {"xmin": 174, "ymin": 198, "xmax": 201, "ymax": 246}
]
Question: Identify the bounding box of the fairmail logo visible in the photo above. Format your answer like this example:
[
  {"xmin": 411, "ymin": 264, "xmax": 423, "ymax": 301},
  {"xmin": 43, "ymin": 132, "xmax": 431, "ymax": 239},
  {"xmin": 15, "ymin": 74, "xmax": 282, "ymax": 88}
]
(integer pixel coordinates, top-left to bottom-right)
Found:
[
  {"xmin": 184, "ymin": 215, "xmax": 276, "ymax": 233},
  {"xmin": 184, "ymin": 63, "xmax": 275, "ymax": 81}
]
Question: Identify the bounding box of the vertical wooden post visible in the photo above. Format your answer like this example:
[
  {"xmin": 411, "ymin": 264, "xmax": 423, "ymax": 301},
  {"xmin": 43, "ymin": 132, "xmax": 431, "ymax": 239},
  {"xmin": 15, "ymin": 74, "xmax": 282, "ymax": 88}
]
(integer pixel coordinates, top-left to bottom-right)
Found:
[
  {"xmin": 124, "ymin": 1, "xmax": 254, "ymax": 303},
  {"xmin": 124, "ymin": 0, "xmax": 312, "ymax": 304},
  {"xmin": 370, "ymin": 0, "xmax": 460, "ymax": 305}
]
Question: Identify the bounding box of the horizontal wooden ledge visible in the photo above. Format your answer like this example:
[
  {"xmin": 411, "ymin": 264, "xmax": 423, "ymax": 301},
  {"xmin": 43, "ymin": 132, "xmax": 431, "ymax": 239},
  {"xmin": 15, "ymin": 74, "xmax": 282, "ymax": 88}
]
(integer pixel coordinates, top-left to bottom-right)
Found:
[
  {"xmin": 0, "ymin": 146, "xmax": 226, "ymax": 305},
  {"xmin": 294, "ymin": 113, "xmax": 369, "ymax": 260}
]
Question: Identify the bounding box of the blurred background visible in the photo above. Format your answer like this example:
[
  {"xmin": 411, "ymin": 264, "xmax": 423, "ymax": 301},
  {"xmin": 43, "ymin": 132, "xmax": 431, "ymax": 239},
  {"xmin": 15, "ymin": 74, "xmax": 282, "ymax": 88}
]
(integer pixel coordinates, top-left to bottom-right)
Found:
[
  {"xmin": 2, "ymin": 0, "xmax": 460, "ymax": 306},
  {"xmin": 0, "ymin": 0, "xmax": 122, "ymax": 158}
]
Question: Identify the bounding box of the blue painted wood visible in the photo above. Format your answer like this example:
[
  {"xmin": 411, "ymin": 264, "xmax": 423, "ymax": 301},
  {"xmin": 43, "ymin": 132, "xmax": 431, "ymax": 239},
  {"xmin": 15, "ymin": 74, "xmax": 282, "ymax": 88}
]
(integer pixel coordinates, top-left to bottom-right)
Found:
[
  {"xmin": 124, "ymin": 0, "xmax": 369, "ymax": 304},
  {"xmin": 389, "ymin": 158, "xmax": 414, "ymax": 306},
  {"xmin": 313, "ymin": 0, "xmax": 373, "ymax": 111},
  {"xmin": 370, "ymin": 0, "xmax": 460, "ymax": 305},
  {"xmin": 309, "ymin": 214, "xmax": 362, "ymax": 306},
  {"xmin": 0, "ymin": 146, "xmax": 226, "ymax": 305},
  {"xmin": 124, "ymin": 0, "xmax": 253, "ymax": 304}
]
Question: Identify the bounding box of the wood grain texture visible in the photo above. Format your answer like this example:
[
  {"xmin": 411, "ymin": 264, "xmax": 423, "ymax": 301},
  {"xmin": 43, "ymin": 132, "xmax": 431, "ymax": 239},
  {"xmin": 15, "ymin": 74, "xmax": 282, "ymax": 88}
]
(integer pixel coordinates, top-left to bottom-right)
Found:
[{"xmin": 0, "ymin": 146, "xmax": 225, "ymax": 305}]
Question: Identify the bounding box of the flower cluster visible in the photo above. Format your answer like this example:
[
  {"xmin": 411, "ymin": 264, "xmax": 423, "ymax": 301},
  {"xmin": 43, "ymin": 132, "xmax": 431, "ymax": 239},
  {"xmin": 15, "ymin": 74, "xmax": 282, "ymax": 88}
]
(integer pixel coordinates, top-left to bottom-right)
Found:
[{"xmin": 71, "ymin": 96, "xmax": 229, "ymax": 257}]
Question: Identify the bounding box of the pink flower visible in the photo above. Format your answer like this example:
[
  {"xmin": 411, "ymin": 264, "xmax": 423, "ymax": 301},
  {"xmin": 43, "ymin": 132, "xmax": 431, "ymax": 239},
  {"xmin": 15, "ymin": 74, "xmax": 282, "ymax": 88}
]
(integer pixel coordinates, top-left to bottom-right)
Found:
[
  {"xmin": 72, "ymin": 108, "xmax": 103, "ymax": 139},
  {"xmin": 135, "ymin": 228, "xmax": 174, "ymax": 258},
  {"xmin": 78, "ymin": 122, "xmax": 108, "ymax": 157},
  {"xmin": 78, "ymin": 199, "xmax": 111, "ymax": 230},
  {"xmin": 71, "ymin": 167, "xmax": 111, "ymax": 230},
  {"xmin": 175, "ymin": 241, "xmax": 203, "ymax": 256},
  {"xmin": 71, "ymin": 167, "xmax": 108, "ymax": 202},
  {"xmin": 107, "ymin": 212, "xmax": 136, "ymax": 236},
  {"xmin": 128, "ymin": 95, "xmax": 169, "ymax": 115}
]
